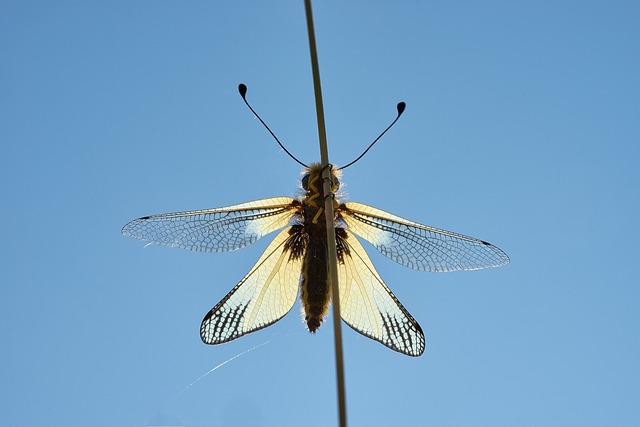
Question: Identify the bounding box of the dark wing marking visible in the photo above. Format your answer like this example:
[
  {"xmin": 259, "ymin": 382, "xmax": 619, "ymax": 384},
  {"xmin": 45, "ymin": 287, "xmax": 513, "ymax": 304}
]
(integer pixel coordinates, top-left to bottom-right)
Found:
[
  {"xmin": 340, "ymin": 202, "xmax": 510, "ymax": 272},
  {"xmin": 337, "ymin": 231, "xmax": 425, "ymax": 356},
  {"xmin": 200, "ymin": 228, "xmax": 303, "ymax": 344},
  {"xmin": 122, "ymin": 197, "xmax": 298, "ymax": 253}
]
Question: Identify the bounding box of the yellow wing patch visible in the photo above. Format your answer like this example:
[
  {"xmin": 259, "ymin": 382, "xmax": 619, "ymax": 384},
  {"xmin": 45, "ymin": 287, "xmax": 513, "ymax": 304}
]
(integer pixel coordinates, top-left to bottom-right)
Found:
[
  {"xmin": 200, "ymin": 228, "xmax": 303, "ymax": 344},
  {"xmin": 337, "ymin": 231, "xmax": 425, "ymax": 357}
]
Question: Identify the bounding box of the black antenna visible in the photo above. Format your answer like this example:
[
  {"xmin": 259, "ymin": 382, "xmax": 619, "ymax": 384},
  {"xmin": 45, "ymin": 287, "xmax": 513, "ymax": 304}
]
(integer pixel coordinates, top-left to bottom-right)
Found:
[
  {"xmin": 338, "ymin": 102, "xmax": 406, "ymax": 170},
  {"xmin": 238, "ymin": 84, "xmax": 308, "ymax": 168}
]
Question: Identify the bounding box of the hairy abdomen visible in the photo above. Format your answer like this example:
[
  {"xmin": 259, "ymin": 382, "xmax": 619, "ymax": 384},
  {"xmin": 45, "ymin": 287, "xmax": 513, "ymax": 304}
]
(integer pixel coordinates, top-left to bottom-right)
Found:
[{"xmin": 300, "ymin": 239, "xmax": 330, "ymax": 332}]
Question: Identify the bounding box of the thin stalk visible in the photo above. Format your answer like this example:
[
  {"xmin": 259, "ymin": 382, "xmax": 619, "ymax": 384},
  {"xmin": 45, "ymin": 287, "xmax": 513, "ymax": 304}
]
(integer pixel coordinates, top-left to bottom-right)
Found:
[{"xmin": 303, "ymin": 1, "xmax": 347, "ymax": 427}]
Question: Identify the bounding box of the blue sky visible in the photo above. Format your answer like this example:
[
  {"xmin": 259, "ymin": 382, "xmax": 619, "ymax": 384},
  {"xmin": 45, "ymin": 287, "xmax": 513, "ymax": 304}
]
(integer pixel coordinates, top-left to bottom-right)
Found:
[{"xmin": 2, "ymin": 1, "xmax": 639, "ymax": 426}]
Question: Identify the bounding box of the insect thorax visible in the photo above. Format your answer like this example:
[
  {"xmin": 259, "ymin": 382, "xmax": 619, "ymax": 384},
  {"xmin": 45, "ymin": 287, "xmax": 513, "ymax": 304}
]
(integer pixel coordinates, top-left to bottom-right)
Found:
[{"xmin": 300, "ymin": 163, "xmax": 341, "ymax": 227}]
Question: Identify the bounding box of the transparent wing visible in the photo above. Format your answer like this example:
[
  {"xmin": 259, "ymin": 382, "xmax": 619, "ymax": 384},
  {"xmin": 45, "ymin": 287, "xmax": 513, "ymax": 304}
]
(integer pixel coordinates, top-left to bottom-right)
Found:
[
  {"xmin": 122, "ymin": 197, "xmax": 299, "ymax": 253},
  {"xmin": 340, "ymin": 202, "xmax": 510, "ymax": 272},
  {"xmin": 338, "ymin": 231, "xmax": 425, "ymax": 357},
  {"xmin": 200, "ymin": 228, "xmax": 303, "ymax": 344}
]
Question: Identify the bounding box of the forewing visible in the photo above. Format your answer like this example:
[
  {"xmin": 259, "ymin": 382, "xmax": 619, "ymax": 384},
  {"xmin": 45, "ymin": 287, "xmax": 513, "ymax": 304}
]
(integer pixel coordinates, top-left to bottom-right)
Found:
[
  {"xmin": 340, "ymin": 202, "xmax": 510, "ymax": 272},
  {"xmin": 122, "ymin": 197, "xmax": 298, "ymax": 253},
  {"xmin": 200, "ymin": 228, "xmax": 303, "ymax": 344},
  {"xmin": 338, "ymin": 231, "xmax": 425, "ymax": 356}
]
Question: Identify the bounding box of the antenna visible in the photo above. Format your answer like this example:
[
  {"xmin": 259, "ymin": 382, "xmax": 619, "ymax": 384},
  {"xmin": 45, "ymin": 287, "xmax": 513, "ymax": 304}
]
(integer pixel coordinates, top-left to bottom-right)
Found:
[
  {"xmin": 238, "ymin": 84, "xmax": 308, "ymax": 168},
  {"xmin": 338, "ymin": 102, "xmax": 406, "ymax": 170}
]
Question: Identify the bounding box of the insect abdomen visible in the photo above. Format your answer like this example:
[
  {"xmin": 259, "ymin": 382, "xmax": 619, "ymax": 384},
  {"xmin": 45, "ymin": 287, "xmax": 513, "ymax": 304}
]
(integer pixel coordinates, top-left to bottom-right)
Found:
[{"xmin": 300, "ymin": 239, "xmax": 330, "ymax": 332}]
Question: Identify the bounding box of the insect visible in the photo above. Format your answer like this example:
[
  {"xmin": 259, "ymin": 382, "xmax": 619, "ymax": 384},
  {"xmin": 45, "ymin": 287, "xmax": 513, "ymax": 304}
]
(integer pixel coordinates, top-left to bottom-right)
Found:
[{"xmin": 122, "ymin": 85, "xmax": 509, "ymax": 356}]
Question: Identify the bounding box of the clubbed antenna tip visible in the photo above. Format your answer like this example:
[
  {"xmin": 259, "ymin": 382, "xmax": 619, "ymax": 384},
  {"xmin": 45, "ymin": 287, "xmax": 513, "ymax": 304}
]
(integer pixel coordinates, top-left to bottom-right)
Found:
[{"xmin": 338, "ymin": 101, "xmax": 407, "ymax": 170}]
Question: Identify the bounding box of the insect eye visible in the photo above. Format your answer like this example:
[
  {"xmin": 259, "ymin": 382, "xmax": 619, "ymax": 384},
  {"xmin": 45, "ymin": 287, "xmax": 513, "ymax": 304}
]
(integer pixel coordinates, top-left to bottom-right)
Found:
[{"xmin": 301, "ymin": 174, "xmax": 310, "ymax": 190}]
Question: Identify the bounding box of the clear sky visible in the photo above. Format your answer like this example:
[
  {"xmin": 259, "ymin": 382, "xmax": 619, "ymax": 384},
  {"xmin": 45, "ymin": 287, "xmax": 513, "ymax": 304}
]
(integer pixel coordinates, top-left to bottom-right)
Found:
[{"xmin": 2, "ymin": 1, "xmax": 639, "ymax": 426}]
